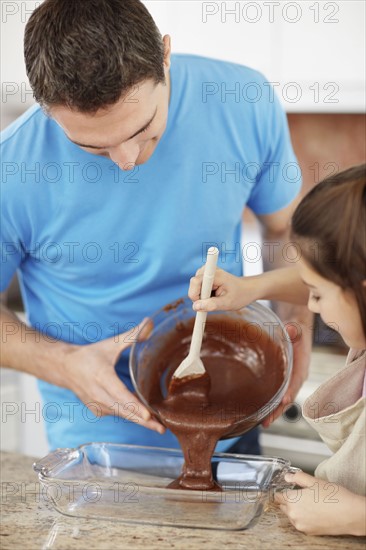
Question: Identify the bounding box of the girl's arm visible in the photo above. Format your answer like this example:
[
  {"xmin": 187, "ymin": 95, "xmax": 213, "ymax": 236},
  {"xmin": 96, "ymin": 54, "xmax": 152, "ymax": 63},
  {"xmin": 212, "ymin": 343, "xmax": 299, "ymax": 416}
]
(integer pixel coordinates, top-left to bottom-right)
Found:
[
  {"xmin": 189, "ymin": 266, "xmax": 309, "ymax": 312},
  {"xmin": 275, "ymin": 471, "xmax": 366, "ymax": 536}
]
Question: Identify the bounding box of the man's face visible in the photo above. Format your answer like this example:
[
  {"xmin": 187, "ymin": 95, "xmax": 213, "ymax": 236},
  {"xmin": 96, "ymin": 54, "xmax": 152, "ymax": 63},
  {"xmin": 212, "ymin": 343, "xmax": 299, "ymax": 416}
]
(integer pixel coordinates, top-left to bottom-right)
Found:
[{"xmin": 51, "ymin": 76, "xmax": 170, "ymax": 171}]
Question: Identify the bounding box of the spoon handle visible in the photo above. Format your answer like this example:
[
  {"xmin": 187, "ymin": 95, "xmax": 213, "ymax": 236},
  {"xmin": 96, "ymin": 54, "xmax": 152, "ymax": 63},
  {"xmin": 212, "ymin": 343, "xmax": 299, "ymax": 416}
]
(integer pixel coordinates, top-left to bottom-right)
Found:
[
  {"xmin": 200, "ymin": 246, "xmax": 219, "ymax": 300},
  {"xmin": 188, "ymin": 247, "xmax": 219, "ymax": 359}
]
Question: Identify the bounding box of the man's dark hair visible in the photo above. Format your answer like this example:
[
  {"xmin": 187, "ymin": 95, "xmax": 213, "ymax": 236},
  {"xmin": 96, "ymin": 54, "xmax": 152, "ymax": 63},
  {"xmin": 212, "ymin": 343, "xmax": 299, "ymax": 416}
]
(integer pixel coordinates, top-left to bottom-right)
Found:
[{"xmin": 24, "ymin": 0, "xmax": 166, "ymax": 113}]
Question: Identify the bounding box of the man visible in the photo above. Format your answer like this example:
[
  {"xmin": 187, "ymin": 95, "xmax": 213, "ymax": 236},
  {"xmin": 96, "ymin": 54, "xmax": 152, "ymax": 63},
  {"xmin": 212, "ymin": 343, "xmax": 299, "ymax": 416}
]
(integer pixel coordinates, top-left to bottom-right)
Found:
[{"xmin": 1, "ymin": 0, "xmax": 311, "ymax": 451}]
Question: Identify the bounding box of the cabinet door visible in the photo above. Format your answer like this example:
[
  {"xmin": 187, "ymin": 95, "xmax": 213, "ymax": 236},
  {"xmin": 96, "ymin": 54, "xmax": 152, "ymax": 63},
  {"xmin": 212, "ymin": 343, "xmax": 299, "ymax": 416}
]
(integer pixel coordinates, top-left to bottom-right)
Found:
[
  {"xmin": 270, "ymin": 0, "xmax": 365, "ymax": 111},
  {"xmin": 145, "ymin": 1, "xmax": 275, "ymax": 77},
  {"xmin": 144, "ymin": 1, "xmax": 364, "ymax": 112}
]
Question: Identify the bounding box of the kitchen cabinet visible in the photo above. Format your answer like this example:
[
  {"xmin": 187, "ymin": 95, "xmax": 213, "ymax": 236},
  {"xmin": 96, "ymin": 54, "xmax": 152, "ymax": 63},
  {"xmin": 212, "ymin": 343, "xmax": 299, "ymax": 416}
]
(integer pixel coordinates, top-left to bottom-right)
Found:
[
  {"xmin": 145, "ymin": 0, "xmax": 365, "ymax": 112},
  {"xmin": 277, "ymin": 1, "xmax": 365, "ymax": 112},
  {"xmin": 1, "ymin": 2, "xmax": 364, "ymax": 118}
]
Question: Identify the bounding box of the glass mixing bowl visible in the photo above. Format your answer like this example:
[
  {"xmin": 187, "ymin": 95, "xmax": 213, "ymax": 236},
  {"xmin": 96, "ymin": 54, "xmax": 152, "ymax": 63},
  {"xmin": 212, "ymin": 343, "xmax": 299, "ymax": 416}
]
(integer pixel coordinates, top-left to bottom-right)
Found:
[{"xmin": 129, "ymin": 297, "xmax": 293, "ymax": 438}]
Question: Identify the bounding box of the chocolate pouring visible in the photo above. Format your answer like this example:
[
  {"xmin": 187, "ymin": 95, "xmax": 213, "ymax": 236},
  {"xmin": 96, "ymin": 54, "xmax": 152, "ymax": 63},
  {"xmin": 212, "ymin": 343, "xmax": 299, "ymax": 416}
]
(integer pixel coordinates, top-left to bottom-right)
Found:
[{"xmin": 139, "ymin": 315, "xmax": 286, "ymax": 491}]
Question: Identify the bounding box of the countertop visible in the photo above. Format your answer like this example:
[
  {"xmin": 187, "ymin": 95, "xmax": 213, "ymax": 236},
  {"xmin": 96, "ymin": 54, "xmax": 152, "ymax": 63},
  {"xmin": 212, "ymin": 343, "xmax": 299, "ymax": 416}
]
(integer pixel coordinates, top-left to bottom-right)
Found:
[{"xmin": 1, "ymin": 452, "xmax": 364, "ymax": 550}]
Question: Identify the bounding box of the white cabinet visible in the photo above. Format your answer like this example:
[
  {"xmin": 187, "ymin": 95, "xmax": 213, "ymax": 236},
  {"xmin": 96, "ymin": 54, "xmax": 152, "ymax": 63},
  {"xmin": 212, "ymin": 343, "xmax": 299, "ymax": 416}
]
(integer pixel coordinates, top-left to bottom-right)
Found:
[
  {"xmin": 145, "ymin": 0, "xmax": 365, "ymax": 112},
  {"xmin": 147, "ymin": 0, "xmax": 274, "ymax": 76},
  {"xmin": 0, "ymin": 313, "xmax": 48, "ymax": 457},
  {"xmin": 0, "ymin": 370, "xmax": 20, "ymax": 452},
  {"xmin": 1, "ymin": 2, "xmax": 364, "ymax": 114},
  {"xmin": 277, "ymin": 1, "xmax": 365, "ymax": 111},
  {"xmin": 0, "ymin": 368, "xmax": 48, "ymax": 457}
]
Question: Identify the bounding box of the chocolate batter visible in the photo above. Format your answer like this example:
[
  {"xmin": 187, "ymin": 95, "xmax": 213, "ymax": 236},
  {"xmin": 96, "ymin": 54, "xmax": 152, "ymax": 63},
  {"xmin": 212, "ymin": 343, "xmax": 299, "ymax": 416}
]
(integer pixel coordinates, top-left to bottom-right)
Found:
[{"xmin": 140, "ymin": 315, "xmax": 286, "ymax": 491}]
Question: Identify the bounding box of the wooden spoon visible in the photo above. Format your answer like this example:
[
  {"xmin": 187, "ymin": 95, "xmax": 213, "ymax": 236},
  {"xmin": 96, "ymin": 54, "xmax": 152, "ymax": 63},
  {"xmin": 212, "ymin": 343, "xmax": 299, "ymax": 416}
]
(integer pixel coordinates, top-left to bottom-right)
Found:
[{"xmin": 171, "ymin": 246, "xmax": 219, "ymax": 381}]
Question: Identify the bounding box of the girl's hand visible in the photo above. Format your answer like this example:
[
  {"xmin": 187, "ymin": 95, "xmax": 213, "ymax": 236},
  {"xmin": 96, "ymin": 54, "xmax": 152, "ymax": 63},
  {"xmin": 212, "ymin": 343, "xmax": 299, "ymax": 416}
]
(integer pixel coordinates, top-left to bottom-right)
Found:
[
  {"xmin": 188, "ymin": 266, "xmax": 312, "ymax": 430},
  {"xmin": 188, "ymin": 267, "xmax": 258, "ymax": 311},
  {"xmin": 275, "ymin": 470, "xmax": 366, "ymax": 536}
]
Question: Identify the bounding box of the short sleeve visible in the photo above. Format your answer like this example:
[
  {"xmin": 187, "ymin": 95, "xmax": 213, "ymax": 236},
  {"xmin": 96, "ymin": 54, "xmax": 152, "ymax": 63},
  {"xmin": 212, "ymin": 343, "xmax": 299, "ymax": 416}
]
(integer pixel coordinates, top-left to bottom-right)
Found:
[
  {"xmin": 0, "ymin": 217, "xmax": 23, "ymax": 291},
  {"xmin": 246, "ymin": 85, "xmax": 302, "ymax": 215}
]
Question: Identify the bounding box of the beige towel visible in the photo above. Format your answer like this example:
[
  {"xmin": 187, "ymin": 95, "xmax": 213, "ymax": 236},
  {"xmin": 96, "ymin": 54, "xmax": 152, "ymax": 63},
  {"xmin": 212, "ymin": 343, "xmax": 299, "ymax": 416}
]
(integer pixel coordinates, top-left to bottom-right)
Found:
[{"xmin": 302, "ymin": 349, "xmax": 366, "ymax": 496}]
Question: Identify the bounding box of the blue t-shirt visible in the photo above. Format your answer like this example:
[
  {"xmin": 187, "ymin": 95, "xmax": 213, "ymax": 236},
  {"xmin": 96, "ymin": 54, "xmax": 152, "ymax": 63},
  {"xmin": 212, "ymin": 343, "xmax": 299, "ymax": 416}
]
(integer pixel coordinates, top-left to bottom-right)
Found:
[{"xmin": 1, "ymin": 54, "xmax": 301, "ymax": 450}]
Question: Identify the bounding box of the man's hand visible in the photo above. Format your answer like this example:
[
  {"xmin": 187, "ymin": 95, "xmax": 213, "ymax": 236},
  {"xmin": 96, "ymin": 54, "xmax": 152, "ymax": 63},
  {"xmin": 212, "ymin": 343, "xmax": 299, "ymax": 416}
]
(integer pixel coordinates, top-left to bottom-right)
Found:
[
  {"xmin": 61, "ymin": 318, "xmax": 165, "ymax": 434},
  {"xmin": 262, "ymin": 321, "xmax": 311, "ymax": 428},
  {"xmin": 275, "ymin": 470, "xmax": 366, "ymax": 536},
  {"xmin": 0, "ymin": 305, "xmax": 164, "ymax": 433}
]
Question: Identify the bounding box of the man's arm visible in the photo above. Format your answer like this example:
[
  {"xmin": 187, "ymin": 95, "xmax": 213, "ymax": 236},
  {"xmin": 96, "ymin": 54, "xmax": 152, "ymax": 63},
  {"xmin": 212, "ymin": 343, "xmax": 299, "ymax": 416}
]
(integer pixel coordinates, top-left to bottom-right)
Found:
[
  {"xmin": 1, "ymin": 302, "xmax": 72, "ymax": 386},
  {"xmin": 257, "ymin": 198, "xmax": 313, "ymax": 425},
  {"xmin": 0, "ymin": 302, "xmax": 163, "ymax": 432}
]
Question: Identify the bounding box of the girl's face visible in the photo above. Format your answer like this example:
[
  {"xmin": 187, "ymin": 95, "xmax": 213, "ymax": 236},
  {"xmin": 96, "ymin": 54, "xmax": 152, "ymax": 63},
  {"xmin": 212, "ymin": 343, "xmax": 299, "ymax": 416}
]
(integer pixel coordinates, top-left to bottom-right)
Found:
[{"xmin": 298, "ymin": 259, "xmax": 366, "ymax": 349}]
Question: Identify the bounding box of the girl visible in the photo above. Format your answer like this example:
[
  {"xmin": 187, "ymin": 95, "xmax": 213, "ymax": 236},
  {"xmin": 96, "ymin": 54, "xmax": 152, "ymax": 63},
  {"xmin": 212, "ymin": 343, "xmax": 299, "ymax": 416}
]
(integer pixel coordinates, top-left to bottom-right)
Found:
[{"xmin": 189, "ymin": 164, "xmax": 366, "ymax": 536}]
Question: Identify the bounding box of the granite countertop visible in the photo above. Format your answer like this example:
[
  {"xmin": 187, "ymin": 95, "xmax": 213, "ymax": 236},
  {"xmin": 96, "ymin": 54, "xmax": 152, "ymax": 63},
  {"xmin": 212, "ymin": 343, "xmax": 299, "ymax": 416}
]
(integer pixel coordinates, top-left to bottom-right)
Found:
[{"xmin": 1, "ymin": 452, "xmax": 364, "ymax": 550}]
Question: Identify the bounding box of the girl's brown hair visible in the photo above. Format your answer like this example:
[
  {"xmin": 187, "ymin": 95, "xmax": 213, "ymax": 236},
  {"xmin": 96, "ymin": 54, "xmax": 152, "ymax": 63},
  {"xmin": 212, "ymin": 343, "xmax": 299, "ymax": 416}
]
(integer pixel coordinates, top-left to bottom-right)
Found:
[{"xmin": 291, "ymin": 164, "xmax": 366, "ymax": 338}]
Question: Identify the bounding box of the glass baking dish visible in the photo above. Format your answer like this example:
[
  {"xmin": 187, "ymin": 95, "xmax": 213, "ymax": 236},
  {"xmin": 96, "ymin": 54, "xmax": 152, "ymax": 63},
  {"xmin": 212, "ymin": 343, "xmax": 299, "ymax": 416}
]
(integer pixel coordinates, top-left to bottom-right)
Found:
[{"xmin": 33, "ymin": 443, "xmax": 297, "ymax": 531}]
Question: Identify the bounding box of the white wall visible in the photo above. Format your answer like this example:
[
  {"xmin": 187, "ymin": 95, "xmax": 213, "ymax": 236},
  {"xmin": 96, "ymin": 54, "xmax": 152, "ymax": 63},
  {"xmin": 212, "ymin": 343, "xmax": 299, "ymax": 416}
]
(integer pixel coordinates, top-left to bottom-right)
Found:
[
  {"xmin": 145, "ymin": 0, "xmax": 365, "ymax": 111},
  {"xmin": 1, "ymin": 0, "xmax": 365, "ymax": 121}
]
